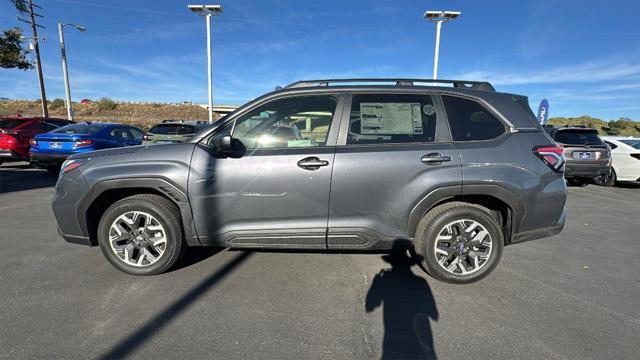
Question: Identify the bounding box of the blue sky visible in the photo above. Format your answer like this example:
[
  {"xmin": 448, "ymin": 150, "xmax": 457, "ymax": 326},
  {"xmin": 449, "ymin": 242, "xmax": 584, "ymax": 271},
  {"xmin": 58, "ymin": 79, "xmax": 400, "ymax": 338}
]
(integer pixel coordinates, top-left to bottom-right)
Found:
[{"xmin": 1, "ymin": 0, "xmax": 639, "ymax": 120}]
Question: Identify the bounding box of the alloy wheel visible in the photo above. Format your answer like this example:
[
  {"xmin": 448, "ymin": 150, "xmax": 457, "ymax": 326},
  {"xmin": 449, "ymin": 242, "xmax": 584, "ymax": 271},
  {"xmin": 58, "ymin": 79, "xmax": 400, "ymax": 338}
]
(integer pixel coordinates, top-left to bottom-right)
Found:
[
  {"xmin": 108, "ymin": 211, "xmax": 167, "ymax": 267},
  {"xmin": 433, "ymin": 219, "xmax": 493, "ymax": 275}
]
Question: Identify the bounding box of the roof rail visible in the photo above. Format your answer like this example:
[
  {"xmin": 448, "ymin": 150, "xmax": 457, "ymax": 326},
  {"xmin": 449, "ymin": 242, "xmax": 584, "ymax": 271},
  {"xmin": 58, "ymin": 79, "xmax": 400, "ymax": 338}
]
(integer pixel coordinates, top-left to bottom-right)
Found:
[{"xmin": 284, "ymin": 78, "xmax": 495, "ymax": 91}]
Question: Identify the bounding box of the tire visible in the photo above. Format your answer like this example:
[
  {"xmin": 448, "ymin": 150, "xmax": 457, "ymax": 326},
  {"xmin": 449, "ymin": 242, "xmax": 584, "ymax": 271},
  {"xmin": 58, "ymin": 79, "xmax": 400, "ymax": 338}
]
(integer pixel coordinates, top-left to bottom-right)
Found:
[
  {"xmin": 414, "ymin": 202, "xmax": 504, "ymax": 284},
  {"xmin": 594, "ymin": 170, "xmax": 616, "ymax": 187},
  {"xmin": 46, "ymin": 165, "xmax": 61, "ymax": 175},
  {"xmin": 567, "ymin": 178, "xmax": 588, "ymax": 187},
  {"xmin": 97, "ymin": 194, "xmax": 186, "ymax": 275}
]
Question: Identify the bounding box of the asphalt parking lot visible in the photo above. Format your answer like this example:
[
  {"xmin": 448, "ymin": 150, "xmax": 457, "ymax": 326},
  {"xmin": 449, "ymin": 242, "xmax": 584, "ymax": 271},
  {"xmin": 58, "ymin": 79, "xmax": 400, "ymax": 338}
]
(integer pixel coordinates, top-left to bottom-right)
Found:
[{"xmin": 1, "ymin": 162, "xmax": 639, "ymax": 360}]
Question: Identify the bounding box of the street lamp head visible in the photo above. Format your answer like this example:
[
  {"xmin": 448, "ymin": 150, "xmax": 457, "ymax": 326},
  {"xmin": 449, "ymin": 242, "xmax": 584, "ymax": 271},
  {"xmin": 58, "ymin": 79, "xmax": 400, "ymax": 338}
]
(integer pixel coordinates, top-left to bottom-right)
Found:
[
  {"xmin": 424, "ymin": 10, "xmax": 461, "ymax": 22},
  {"xmin": 188, "ymin": 4, "xmax": 223, "ymax": 15},
  {"xmin": 74, "ymin": 25, "xmax": 87, "ymax": 32}
]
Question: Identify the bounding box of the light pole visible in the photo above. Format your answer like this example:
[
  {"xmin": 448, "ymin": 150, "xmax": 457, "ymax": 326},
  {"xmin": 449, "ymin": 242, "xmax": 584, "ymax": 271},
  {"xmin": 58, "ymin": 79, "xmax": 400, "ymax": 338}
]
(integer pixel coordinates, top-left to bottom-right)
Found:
[
  {"xmin": 424, "ymin": 10, "xmax": 461, "ymax": 80},
  {"xmin": 188, "ymin": 4, "xmax": 223, "ymax": 123},
  {"xmin": 58, "ymin": 22, "xmax": 86, "ymax": 121}
]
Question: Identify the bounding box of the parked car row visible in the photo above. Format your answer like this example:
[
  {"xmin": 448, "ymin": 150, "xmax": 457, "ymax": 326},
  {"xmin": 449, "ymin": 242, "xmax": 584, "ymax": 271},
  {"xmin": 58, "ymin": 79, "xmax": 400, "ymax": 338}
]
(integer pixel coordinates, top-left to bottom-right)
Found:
[
  {"xmin": 543, "ymin": 125, "xmax": 639, "ymax": 186},
  {"xmin": 0, "ymin": 116, "xmax": 213, "ymax": 173}
]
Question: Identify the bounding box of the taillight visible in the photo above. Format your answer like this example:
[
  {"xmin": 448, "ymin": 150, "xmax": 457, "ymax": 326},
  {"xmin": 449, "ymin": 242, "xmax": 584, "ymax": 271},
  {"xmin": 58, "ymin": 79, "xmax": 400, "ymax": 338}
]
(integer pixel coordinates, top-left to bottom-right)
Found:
[
  {"xmin": 61, "ymin": 158, "xmax": 88, "ymax": 173},
  {"xmin": 30, "ymin": 139, "xmax": 38, "ymax": 146},
  {"xmin": 73, "ymin": 139, "xmax": 94, "ymax": 148},
  {"xmin": 142, "ymin": 134, "xmax": 151, "ymax": 141},
  {"xmin": 533, "ymin": 145, "xmax": 564, "ymax": 172},
  {"xmin": 0, "ymin": 128, "xmax": 16, "ymax": 135},
  {"xmin": 631, "ymin": 154, "xmax": 640, "ymax": 160}
]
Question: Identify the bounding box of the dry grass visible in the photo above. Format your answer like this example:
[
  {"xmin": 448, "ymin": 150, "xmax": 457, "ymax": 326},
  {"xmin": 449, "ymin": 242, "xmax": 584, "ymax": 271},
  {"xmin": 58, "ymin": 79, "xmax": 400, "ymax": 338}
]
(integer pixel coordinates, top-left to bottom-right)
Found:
[{"xmin": 0, "ymin": 100, "xmax": 223, "ymax": 130}]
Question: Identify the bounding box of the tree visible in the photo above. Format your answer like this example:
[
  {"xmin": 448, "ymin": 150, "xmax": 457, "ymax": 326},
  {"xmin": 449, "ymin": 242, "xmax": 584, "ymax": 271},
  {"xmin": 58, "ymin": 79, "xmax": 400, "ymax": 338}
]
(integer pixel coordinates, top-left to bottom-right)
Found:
[{"xmin": 0, "ymin": 27, "xmax": 33, "ymax": 70}]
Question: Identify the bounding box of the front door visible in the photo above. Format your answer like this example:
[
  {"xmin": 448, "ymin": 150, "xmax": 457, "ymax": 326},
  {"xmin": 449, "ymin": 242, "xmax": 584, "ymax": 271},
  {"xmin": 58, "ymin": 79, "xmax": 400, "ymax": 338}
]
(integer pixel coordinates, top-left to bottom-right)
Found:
[
  {"xmin": 327, "ymin": 92, "xmax": 463, "ymax": 249},
  {"xmin": 189, "ymin": 94, "xmax": 344, "ymax": 248}
]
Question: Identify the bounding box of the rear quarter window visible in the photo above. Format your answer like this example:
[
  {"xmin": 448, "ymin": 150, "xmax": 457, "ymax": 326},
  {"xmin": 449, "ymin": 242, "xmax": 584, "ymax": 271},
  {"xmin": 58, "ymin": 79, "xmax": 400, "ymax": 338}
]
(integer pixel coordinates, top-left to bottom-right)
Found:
[{"xmin": 442, "ymin": 96, "xmax": 506, "ymax": 141}]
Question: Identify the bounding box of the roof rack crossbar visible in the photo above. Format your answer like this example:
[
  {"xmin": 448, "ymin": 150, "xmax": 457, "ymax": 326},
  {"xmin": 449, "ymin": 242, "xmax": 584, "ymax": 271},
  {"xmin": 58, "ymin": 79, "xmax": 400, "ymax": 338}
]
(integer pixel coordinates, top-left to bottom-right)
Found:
[{"xmin": 285, "ymin": 78, "xmax": 495, "ymax": 91}]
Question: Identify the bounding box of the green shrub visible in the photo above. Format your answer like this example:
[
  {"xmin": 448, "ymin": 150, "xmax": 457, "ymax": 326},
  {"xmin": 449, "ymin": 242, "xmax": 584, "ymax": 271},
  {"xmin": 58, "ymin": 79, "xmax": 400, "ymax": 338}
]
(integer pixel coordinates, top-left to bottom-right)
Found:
[
  {"xmin": 49, "ymin": 98, "xmax": 65, "ymax": 110},
  {"xmin": 96, "ymin": 97, "xmax": 117, "ymax": 111}
]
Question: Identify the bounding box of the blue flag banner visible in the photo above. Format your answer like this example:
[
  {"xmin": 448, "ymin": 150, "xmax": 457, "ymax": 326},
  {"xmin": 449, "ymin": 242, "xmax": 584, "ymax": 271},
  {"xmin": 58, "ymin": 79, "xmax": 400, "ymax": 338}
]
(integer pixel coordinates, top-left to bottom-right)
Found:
[{"xmin": 537, "ymin": 99, "xmax": 549, "ymax": 125}]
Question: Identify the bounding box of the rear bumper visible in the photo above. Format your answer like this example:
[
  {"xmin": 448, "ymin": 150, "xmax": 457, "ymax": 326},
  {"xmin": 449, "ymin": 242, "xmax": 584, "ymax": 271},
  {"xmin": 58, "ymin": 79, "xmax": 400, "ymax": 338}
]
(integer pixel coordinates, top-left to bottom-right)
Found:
[
  {"xmin": 0, "ymin": 149, "xmax": 25, "ymax": 161},
  {"xmin": 564, "ymin": 162, "xmax": 610, "ymax": 179},
  {"xmin": 511, "ymin": 207, "xmax": 566, "ymax": 244},
  {"xmin": 30, "ymin": 153, "xmax": 70, "ymax": 166}
]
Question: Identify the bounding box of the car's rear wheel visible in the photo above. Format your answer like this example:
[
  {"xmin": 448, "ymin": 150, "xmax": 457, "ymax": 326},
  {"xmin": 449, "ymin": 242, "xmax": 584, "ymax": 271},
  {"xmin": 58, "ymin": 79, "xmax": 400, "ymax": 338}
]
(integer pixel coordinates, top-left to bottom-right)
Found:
[
  {"xmin": 594, "ymin": 170, "xmax": 616, "ymax": 187},
  {"xmin": 414, "ymin": 202, "xmax": 504, "ymax": 284},
  {"xmin": 97, "ymin": 194, "xmax": 185, "ymax": 275}
]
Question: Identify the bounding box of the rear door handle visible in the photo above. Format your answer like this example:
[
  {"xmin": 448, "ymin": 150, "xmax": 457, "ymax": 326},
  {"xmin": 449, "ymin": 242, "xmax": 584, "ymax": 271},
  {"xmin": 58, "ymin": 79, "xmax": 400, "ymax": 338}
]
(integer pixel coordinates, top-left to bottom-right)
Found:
[
  {"xmin": 297, "ymin": 156, "xmax": 329, "ymax": 170},
  {"xmin": 421, "ymin": 153, "xmax": 451, "ymax": 164}
]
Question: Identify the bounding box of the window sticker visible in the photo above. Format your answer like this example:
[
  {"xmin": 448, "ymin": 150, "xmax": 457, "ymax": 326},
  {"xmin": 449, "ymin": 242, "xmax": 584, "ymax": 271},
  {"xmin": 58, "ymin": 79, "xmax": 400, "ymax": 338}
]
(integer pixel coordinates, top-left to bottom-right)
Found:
[{"xmin": 360, "ymin": 103, "xmax": 423, "ymax": 135}]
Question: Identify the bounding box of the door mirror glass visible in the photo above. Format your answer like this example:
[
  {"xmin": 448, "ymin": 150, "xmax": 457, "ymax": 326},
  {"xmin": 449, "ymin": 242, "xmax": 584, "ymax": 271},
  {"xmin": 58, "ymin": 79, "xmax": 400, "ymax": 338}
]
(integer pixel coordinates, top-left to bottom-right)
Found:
[{"xmin": 216, "ymin": 135, "xmax": 232, "ymax": 151}]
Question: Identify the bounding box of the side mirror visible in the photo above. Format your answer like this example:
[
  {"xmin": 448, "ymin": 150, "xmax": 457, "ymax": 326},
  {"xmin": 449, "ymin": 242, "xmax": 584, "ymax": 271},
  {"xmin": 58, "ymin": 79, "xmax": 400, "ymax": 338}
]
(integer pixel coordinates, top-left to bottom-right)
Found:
[{"xmin": 216, "ymin": 135, "xmax": 232, "ymax": 151}]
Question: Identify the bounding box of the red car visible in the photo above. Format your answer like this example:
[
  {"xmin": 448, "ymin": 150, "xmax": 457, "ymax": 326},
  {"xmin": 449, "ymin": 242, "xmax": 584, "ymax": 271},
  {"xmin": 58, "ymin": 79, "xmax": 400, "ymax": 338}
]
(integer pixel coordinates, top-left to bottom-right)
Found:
[{"xmin": 0, "ymin": 116, "xmax": 74, "ymax": 164}]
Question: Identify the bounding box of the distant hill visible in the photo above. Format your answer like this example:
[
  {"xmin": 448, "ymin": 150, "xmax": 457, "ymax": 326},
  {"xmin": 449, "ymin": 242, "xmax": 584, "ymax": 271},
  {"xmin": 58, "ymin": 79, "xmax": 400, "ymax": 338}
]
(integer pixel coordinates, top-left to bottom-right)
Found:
[
  {"xmin": 2, "ymin": 99, "xmax": 638, "ymax": 136},
  {"xmin": 0, "ymin": 99, "xmax": 225, "ymax": 130},
  {"xmin": 547, "ymin": 116, "xmax": 640, "ymax": 137}
]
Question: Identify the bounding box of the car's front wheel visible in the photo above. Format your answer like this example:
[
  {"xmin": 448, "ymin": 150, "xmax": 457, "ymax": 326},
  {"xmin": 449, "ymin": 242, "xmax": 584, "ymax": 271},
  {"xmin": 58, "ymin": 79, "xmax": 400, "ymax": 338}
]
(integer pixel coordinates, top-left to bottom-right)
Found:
[
  {"xmin": 414, "ymin": 202, "xmax": 504, "ymax": 284},
  {"xmin": 97, "ymin": 194, "xmax": 185, "ymax": 275}
]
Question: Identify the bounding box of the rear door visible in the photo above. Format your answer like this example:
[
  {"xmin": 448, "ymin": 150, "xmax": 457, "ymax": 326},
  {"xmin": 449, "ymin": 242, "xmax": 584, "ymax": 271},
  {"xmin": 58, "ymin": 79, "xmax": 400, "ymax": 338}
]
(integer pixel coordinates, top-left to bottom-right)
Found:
[
  {"xmin": 189, "ymin": 93, "xmax": 345, "ymax": 248},
  {"xmin": 327, "ymin": 92, "xmax": 462, "ymax": 248}
]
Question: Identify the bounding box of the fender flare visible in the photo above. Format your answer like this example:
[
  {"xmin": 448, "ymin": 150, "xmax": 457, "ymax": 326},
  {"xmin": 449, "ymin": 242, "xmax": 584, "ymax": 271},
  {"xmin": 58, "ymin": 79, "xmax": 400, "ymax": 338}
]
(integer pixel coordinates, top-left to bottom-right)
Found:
[
  {"xmin": 407, "ymin": 184, "xmax": 525, "ymax": 238},
  {"xmin": 77, "ymin": 177, "xmax": 198, "ymax": 246}
]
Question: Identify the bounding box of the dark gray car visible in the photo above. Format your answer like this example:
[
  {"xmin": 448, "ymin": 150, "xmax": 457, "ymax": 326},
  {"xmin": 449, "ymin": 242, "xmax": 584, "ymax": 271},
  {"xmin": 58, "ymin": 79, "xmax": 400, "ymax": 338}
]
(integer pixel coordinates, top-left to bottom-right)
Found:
[{"xmin": 52, "ymin": 79, "xmax": 567, "ymax": 283}]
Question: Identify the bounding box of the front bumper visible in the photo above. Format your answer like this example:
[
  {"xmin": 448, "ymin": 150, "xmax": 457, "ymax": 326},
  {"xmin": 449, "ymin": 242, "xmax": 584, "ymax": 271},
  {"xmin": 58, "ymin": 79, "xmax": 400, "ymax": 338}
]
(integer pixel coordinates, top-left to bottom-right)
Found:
[
  {"xmin": 30, "ymin": 153, "xmax": 71, "ymax": 166},
  {"xmin": 52, "ymin": 168, "xmax": 94, "ymax": 246},
  {"xmin": 511, "ymin": 207, "xmax": 566, "ymax": 244},
  {"xmin": 564, "ymin": 162, "xmax": 610, "ymax": 179}
]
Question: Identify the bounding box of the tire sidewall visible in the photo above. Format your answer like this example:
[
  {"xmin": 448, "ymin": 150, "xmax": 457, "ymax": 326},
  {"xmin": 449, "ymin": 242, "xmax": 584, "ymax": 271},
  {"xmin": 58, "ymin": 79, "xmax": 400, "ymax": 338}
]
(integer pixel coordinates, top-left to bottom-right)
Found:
[
  {"xmin": 418, "ymin": 207, "xmax": 503, "ymax": 284},
  {"xmin": 97, "ymin": 199, "xmax": 182, "ymax": 275}
]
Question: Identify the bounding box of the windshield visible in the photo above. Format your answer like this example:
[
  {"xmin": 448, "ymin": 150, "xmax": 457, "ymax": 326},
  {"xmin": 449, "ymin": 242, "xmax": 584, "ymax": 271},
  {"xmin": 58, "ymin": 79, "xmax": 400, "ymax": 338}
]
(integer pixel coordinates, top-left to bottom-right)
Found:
[
  {"xmin": 620, "ymin": 139, "xmax": 640, "ymax": 149},
  {"xmin": 149, "ymin": 124, "xmax": 196, "ymax": 135},
  {"xmin": 553, "ymin": 129, "xmax": 604, "ymax": 146},
  {"xmin": 52, "ymin": 124, "xmax": 106, "ymax": 135},
  {"xmin": 0, "ymin": 119, "xmax": 28, "ymax": 129}
]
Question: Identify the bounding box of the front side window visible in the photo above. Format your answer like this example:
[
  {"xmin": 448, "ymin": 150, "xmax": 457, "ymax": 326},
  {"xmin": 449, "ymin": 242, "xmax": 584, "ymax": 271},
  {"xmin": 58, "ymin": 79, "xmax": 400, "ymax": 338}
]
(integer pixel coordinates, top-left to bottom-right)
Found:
[
  {"xmin": 442, "ymin": 96, "xmax": 506, "ymax": 141},
  {"xmin": 230, "ymin": 95, "xmax": 336, "ymax": 149},
  {"xmin": 347, "ymin": 94, "xmax": 438, "ymax": 145}
]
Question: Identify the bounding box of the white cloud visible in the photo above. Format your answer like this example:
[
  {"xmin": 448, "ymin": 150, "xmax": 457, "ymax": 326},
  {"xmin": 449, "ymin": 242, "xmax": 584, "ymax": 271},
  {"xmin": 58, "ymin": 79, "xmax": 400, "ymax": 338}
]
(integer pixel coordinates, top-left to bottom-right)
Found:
[{"xmin": 456, "ymin": 60, "xmax": 640, "ymax": 86}]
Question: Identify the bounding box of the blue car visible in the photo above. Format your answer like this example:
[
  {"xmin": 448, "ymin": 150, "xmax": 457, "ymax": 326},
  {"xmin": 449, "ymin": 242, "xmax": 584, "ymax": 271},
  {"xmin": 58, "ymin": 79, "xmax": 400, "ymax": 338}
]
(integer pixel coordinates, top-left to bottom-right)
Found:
[{"xmin": 30, "ymin": 122, "xmax": 145, "ymax": 172}]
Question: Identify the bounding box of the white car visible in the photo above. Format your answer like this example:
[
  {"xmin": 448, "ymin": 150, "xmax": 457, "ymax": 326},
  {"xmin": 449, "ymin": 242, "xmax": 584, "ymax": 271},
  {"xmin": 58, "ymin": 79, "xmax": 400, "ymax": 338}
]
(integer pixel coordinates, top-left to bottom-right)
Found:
[{"xmin": 598, "ymin": 136, "xmax": 640, "ymax": 185}]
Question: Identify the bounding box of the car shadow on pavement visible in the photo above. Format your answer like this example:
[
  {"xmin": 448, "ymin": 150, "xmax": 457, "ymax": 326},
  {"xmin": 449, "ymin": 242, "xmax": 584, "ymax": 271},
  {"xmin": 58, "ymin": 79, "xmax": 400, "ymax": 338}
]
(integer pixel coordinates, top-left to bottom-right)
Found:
[
  {"xmin": 169, "ymin": 246, "xmax": 226, "ymax": 272},
  {"xmin": 98, "ymin": 251, "xmax": 253, "ymax": 360},
  {"xmin": 366, "ymin": 250, "xmax": 439, "ymax": 360},
  {"xmin": 0, "ymin": 163, "xmax": 57, "ymax": 193}
]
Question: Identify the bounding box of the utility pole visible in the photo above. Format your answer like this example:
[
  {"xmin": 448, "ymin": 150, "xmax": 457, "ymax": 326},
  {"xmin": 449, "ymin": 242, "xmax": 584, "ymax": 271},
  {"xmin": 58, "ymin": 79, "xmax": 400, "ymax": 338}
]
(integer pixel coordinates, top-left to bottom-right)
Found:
[
  {"xmin": 424, "ymin": 11, "xmax": 461, "ymax": 80},
  {"xmin": 188, "ymin": 5, "xmax": 223, "ymax": 123},
  {"xmin": 58, "ymin": 23, "xmax": 86, "ymax": 121},
  {"xmin": 17, "ymin": 0, "xmax": 48, "ymax": 117}
]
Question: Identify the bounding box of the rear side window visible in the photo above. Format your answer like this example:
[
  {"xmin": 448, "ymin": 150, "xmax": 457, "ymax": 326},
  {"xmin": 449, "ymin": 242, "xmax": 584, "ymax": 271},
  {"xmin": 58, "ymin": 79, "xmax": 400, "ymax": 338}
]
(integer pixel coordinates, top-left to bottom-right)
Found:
[
  {"xmin": 53, "ymin": 124, "xmax": 105, "ymax": 135},
  {"xmin": 553, "ymin": 130, "xmax": 603, "ymax": 146},
  {"xmin": 149, "ymin": 124, "xmax": 196, "ymax": 135},
  {"xmin": 442, "ymin": 96, "xmax": 506, "ymax": 141},
  {"xmin": 347, "ymin": 94, "xmax": 437, "ymax": 145}
]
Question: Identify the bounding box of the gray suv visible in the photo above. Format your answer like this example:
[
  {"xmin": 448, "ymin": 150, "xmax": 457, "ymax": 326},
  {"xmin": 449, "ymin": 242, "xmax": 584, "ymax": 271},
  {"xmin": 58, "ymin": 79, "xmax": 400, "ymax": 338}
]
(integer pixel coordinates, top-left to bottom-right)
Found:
[{"xmin": 52, "ymin": 79, "xmax": 567, "ymax": 283}]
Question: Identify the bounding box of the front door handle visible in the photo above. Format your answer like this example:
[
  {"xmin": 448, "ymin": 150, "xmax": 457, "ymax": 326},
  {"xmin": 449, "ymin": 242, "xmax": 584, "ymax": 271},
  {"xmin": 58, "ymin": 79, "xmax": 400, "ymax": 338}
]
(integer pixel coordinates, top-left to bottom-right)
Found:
[
  {"xmin": 421, "ymin": 153, "xmax": 451, "ymax": 165},
  {"xmin": 297, "ymin": 156, "xmax": 329, "ymax": 170}
]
